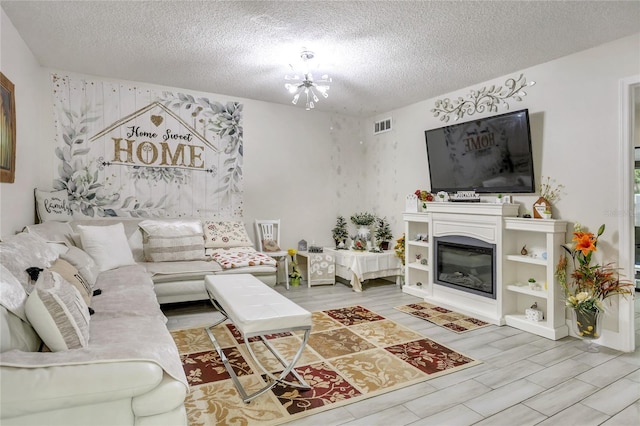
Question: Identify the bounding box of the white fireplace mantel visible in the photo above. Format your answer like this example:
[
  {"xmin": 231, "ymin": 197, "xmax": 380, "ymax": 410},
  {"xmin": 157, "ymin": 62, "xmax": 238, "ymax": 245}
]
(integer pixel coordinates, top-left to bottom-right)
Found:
[{"xmin": 403, "ymin": 203, "xmax": 568, "ymax": 340}]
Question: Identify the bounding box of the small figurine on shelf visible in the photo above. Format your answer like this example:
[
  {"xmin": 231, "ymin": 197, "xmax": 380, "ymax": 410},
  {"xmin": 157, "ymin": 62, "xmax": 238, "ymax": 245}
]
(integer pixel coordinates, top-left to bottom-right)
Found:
[{"xmin": 351, "ymin": 236, "xmax": 368, "ymax": 251}]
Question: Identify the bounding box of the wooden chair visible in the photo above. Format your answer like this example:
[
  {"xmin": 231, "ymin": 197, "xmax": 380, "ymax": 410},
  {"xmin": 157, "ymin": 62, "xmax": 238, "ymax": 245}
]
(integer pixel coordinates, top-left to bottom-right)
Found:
[{"xmin": 255, "ymin": 219, "xmax": 290, "ymax": 289}]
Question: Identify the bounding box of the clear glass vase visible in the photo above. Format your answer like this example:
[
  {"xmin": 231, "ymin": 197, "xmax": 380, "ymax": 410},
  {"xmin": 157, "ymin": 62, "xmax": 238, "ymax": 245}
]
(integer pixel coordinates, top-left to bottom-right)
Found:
[{"xmin": 570, "ymin": 308, "xmax": 602, "ymax": 352}]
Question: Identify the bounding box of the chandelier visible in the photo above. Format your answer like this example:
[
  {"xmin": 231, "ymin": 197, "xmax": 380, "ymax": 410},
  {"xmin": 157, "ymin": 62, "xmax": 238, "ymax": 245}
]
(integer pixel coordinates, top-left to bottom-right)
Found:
[{"xmin": 285, "ymin": 50, "xmax": 332, "ymax": 110}]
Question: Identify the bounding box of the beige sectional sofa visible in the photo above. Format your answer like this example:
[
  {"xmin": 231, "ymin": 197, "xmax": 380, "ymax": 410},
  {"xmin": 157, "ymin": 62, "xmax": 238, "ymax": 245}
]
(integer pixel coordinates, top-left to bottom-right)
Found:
[
  {"xmin": 64, "ymin": 218, "xmax": 278, "ymax": 303},
  {"xmin": 0, "ymin": 218, "xmax": 278, "ymax": 425}
]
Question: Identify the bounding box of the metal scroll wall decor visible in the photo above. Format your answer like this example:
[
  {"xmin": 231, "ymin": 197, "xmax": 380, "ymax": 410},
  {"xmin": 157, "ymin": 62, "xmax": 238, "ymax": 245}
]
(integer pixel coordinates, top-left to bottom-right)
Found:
[{"xmin": 431, "ymin": 74, "xmax": 535, "ymax": 122}]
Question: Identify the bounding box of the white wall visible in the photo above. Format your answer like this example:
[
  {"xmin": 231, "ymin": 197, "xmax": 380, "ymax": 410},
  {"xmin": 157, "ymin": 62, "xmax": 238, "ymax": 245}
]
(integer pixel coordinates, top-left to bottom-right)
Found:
[
  {"xmin": 366, "ymin": 33, "xmax": 640, "ymax": 249},
  {"xmin": 0, "ymin": 9, "xmax": 51, "ymax": 237},
  {"xmin": 242, "ymin": 100, "xmax": 364, "ymax": 248}
]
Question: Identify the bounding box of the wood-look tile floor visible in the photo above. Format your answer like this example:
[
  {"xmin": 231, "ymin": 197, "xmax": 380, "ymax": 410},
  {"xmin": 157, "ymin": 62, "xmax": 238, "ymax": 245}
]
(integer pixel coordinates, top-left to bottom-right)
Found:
[{"xmin": 163, "ymin": 280, "xmax": 640, "ymax": 426}]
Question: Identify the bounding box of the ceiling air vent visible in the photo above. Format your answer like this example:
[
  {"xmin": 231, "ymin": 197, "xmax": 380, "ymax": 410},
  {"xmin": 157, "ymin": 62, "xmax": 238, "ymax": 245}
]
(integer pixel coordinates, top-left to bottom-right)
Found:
[{"xmin": 373, "ymin": 117, "xmax": 392, "ymax": 135}]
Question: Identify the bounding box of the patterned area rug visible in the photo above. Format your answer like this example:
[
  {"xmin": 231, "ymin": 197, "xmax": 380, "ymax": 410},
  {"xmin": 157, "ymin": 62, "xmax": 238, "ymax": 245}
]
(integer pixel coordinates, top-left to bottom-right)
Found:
[
  {"xmin": 171, "ymin": 305, "xmax": 481, "ymax": 425},
  {"xmin": 395, "ymin": 302, "xmax": 491, "ymax": 333}
]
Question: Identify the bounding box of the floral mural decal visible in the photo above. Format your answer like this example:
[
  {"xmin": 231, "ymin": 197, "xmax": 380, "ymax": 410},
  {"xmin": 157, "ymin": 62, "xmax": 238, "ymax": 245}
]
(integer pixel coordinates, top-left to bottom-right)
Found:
[{"xmin": 52, "ymin": 75, "xmax": 243, "ymax": 219}]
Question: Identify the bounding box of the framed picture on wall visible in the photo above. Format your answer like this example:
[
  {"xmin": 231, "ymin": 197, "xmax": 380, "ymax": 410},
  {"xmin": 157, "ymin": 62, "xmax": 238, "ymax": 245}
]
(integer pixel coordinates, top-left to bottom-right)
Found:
[{"xmin": 0, "ymin": 72, "xmax": 16, "ymax": 183}]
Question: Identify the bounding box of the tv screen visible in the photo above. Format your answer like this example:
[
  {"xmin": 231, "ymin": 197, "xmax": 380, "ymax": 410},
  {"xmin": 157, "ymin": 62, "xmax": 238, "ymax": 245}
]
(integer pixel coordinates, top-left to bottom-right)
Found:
[{"xmin": 425, "ymin": 109, "xmax": 534, "ymax": 194}]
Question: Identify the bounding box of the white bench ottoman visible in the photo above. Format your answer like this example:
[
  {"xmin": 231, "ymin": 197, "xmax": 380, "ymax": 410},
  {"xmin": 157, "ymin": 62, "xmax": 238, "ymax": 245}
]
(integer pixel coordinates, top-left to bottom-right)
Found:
[{"xmin": 204, "ymin": 274, "xmax": 312, "ymax": 402}]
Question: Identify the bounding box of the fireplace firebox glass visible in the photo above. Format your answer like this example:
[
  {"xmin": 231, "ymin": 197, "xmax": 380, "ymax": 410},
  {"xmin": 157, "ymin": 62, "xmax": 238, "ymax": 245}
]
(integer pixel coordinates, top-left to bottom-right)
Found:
[{"xmin": 434, "ymin": 235, "xmax": 496, "ymax": 299}]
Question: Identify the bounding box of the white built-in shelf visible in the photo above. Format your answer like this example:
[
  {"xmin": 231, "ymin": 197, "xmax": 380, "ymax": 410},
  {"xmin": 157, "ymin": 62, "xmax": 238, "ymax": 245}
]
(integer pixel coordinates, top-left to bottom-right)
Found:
[
  {"xmin": 504, "ymin": 217, "xmax": 567, "ymax": 233},
  {"xmin": 503, "ymin": 217, "xmax": 569, "ymax": 340},
  {"xmin": 407, "ymin": 261, "xmax": 429, "ymax": 272},
  {"xmin": 407, "ymin": 240, "xmax": 429, "ymax": 248},
  {"xmin": 506, "ymin": 283, "xmax": 548, "ymax": 299},
  {"xmin": 505, "ymin": 254, "xmax": 547, "ymax": 266},
  {"xmin": 504, "ymin": 314, "xmax": 565, "ymax": 340}
]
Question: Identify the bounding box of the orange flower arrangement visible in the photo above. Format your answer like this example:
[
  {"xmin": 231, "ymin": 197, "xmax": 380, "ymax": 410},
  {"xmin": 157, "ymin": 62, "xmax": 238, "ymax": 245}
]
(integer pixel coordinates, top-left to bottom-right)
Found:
[{"xmin": 555, "ymin": 223, "xmax": 633, "ymax": 315}]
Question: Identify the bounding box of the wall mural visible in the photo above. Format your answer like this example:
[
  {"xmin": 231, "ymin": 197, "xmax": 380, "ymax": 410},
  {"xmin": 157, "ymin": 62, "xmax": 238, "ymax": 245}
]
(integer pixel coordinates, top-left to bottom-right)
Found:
[{"xmin": 51, "ymin": 74, "xmax": 243, "ymax": 219}]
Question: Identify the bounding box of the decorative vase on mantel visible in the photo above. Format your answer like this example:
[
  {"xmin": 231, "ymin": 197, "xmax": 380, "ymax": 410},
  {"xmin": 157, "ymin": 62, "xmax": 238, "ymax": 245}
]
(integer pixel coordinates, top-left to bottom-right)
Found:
[
  {"xmin": 533, "ymin": 197, "xmax": 551, "ymax": 219},
  {"xmin": 571, "ymin": 308, "xmax": 602, "ymax": 352}
]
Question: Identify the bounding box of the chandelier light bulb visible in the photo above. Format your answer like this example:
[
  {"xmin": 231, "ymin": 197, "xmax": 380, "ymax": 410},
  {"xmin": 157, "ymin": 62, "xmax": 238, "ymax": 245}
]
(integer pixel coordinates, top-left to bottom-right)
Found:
[{"xmin": 284, "ymin": 50, "xmax": 331, "ymax": 110}]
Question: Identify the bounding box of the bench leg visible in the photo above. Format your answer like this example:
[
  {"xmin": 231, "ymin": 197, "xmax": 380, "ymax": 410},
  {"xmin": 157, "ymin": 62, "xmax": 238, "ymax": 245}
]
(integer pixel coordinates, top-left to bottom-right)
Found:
[
  {"xmin": 205, "ymin": 323, "xmax": 311, "ymax": 403},
  {"xmin": 205, "ymin": 290, "xmax": 311, "ymax": 402},
  {"xmin": 244, "ymin": 329, "xmax": 311, "ymax": 392}
]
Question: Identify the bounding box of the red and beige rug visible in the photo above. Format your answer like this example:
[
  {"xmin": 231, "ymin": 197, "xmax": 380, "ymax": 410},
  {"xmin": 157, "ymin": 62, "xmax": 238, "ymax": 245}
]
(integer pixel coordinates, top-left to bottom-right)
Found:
[
  {"xmin": 395, "ymin": 302, "xmax": 491, "ymax": 333},
  {"xmin": 171, "ymin": 305, "xmax": 481, "ymax": 425}
]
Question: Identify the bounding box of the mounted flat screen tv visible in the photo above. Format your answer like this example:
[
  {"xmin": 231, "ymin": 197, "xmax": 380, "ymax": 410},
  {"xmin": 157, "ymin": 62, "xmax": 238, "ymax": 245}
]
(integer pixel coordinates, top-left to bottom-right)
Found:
[{"xmin": 425, "ymin": 109, "xmax": 534, "ymax": 194}]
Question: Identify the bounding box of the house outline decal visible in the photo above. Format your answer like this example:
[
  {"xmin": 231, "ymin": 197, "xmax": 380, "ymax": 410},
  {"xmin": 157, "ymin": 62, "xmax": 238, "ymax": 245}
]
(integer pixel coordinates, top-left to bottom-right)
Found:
[{"xmin": 89, "ymin": 101, "xmax": 218, "ymax": 153}]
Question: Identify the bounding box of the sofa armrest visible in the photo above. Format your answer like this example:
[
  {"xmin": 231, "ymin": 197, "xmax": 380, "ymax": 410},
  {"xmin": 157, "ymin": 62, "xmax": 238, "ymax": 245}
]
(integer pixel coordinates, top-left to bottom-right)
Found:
[
  {"xmin": 132, "ymin": 373, "xmax": 187, "ymax": 417},
  {"xmin": 1, "ymin": 361, "xmax": 163, "ymax": 419}
]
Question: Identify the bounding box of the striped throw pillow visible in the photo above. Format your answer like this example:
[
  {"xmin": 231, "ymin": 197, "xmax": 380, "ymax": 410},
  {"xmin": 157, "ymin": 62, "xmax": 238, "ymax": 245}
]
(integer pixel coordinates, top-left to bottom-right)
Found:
[
  {"xmin": 25, "ymin": 270, "xmax": 91, "ymax": 351},
  {"xmin": 143, "ymin": 234, "xmax": 205, "ymax": 262}
]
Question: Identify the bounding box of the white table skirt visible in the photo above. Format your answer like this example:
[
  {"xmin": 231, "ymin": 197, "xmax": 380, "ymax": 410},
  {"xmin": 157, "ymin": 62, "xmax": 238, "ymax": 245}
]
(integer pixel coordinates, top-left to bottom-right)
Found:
[{"xmin": 326, "ymin": 248, "xmax": 402, "ymax": 292}]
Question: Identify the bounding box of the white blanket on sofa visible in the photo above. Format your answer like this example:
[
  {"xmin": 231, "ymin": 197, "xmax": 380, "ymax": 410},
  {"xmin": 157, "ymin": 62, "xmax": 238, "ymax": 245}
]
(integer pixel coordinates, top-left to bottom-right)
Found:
[{"xmin": 0, "ymin": 265, "xmax": 188, "ymax": 388}]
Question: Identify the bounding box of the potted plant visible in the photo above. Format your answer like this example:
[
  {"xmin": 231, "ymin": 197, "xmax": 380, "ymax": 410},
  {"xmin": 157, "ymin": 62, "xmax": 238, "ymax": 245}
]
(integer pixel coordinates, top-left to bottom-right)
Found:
[
  {"xmin": 331, "ymin": 215, "xmax": 349, "ymax": 249},
  {"xmin": 414, "ymin": 189, "xmax": 433, "ymax": 211},
  {"xmin": 528, "ymin": 277, "xmax": 537, "ymax": 290},
  {"xmin": 350, "ymin": 212, "xmax": 375, "ymax": 239},
  {"xmin": 394, "ymin": 234, "xmax": 405, "ymax": 266},
  {"xmin": 287, "ymin": 248, "xmax": 302, "ymax": 286},
  {"xmin": 374, "ymin": 217, "xmax": 393, "ymax": 250},
  {"xmin": 555, "ymin": 223, "xmax": 633, "ymax": 351},
  {"xmin": 534, "ymin": 176, "xmax": 564, "ymax": 218}
]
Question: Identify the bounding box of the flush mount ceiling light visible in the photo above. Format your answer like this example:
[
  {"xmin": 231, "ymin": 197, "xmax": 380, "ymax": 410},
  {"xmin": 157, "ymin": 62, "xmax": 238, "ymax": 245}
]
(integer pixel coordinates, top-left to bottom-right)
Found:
[{"xmin": 285, "ymin": 50, "xmax": 332, "ymax": 111}]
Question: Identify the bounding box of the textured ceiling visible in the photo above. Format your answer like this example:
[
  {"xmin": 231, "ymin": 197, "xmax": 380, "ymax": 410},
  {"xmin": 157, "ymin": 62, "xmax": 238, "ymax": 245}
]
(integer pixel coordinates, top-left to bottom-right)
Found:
[{"xmin": 2, "ymin": 1, "xmax": 639, "ymax": 117}]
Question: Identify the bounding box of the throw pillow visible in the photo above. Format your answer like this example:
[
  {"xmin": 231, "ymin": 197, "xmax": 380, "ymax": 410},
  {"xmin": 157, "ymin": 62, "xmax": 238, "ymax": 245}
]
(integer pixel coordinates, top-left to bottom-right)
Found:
[
  {"xmin": 262, "ymin": 239, "xmax": 281, "ymax": 252},
  {"xmin": 24, "ymin": 222, "xmax": 75, "ymax": 256},
  {"xmin": 0, "ymin": 264, "xmax": 29, "ymax": 322},
  {"xmin": 139, "ymin": 219, "xmax": 205, "ymax": 262},
  {"xmin": 0, "ymin": 233, "xmax": 58, "ymax": 293},
  {"xmin": 48, "ymin": 259, "xmax": 92, "ymax": 306},
  {"xmin": 60, "ymin": 246, "xmax": 100, "ymax": 288},
  {"xmin": 143, "ymin": 234, "xmax": 205, "ymax": 262},
  {"xmin": 76, "ymin": 223, "xmax": 136, "ymax": 272},
  {"xmin": 24, "ymin": 222, "xmax": 75, "ymax": 245},
  {"xmin": 203, "ymin": 221, "xmax": 253, "ymax": 249},
  {"xmin": 25, "ymin": 270, "xmax": 90, "ymax": 351},
  {"xmin": 34, "ymin": 189, "xmax": 72, "ymax": 222},
  {"xmin": 138, "ymin": 219, "xmax": 203, "ymax": 236}
]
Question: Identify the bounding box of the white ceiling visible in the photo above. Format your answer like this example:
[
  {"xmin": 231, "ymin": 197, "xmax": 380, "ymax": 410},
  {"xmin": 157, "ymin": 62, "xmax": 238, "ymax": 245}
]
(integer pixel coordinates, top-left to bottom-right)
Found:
[{"xmin": 2, "ymin": 1, "xmax": 639, "ymax": 117}]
